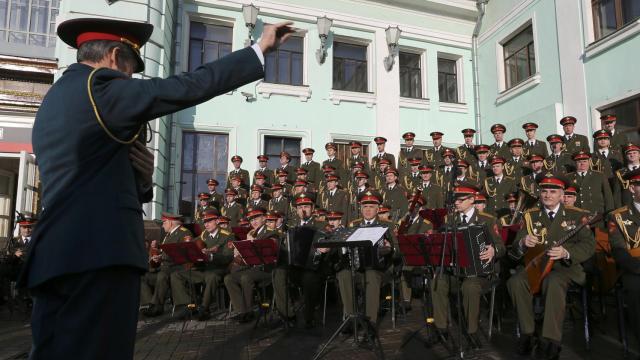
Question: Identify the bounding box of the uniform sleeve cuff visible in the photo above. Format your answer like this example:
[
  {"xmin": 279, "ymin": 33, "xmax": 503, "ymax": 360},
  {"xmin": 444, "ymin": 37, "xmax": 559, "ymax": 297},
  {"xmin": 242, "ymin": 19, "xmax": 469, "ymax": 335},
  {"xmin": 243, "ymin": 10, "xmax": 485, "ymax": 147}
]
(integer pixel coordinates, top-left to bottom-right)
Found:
[{"xmin": 251, "ymin": 43, "xmax": 265, "ymax": 68}]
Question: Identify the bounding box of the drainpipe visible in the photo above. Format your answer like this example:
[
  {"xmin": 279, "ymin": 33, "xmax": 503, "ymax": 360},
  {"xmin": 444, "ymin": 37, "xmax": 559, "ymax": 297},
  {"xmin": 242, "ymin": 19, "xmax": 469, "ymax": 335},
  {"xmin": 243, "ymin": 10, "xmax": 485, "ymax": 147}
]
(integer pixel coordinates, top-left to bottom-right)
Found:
[{"xmin": 472, "ymin": 0, "xmax": 488, "ymax": 143}]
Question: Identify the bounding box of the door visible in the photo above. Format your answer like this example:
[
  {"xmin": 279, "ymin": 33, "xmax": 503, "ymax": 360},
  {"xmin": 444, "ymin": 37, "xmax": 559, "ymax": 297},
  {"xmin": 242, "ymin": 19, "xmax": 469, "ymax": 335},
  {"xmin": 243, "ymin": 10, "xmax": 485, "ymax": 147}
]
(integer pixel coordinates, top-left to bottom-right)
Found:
[{"xmin": 0, "ymin": 169, "xmax": 15, "ymax": 248}]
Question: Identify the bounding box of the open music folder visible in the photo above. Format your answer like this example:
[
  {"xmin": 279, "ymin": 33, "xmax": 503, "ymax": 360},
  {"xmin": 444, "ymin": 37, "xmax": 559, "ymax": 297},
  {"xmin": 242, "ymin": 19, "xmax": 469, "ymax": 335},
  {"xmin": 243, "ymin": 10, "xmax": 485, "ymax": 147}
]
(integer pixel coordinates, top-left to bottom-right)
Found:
[{"xmin": 345, "ymin": 226, "xmax": 388, "ymax": 245}]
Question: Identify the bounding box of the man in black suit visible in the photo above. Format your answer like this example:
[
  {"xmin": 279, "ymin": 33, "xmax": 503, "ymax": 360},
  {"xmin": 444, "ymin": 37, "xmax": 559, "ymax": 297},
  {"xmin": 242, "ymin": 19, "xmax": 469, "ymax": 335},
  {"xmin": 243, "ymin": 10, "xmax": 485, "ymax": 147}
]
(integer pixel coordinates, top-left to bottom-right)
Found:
[{"xmin": 23, "ymin": 17, "xmax": 293, "ymax": 359}]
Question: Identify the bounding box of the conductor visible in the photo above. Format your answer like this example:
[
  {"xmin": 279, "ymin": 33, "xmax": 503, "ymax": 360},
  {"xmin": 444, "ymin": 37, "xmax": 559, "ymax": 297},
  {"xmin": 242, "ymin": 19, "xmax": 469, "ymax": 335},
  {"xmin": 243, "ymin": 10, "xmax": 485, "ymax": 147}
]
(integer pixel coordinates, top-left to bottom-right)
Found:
[{"xmin": 21, "ymin": 17, "xmax": 294, "ymax": 359}]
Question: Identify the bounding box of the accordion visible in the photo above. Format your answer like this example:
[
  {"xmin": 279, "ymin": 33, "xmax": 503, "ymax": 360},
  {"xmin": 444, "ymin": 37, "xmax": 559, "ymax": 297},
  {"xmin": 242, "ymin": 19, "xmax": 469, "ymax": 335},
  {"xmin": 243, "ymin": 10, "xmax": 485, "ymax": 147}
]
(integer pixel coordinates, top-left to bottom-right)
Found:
[{"xmin": 459, "ymin": 224, "xmax": 494, "ymax": 277}]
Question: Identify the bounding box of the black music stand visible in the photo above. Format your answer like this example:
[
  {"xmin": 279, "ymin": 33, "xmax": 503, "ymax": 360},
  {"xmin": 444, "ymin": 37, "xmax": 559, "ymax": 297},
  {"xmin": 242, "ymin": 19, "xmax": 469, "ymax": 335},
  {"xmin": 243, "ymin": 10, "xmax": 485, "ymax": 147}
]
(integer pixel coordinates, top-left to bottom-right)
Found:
[
  {"xmin": 312, "ymin": 232, "xmax": 386, "ymax": 360},
  {"xmin": 233, "ymin": 239, "xmax": 278, "ymax": 329},
  {"xmin": 161, "ymin": 242, "xmax": 208, "ymax": 322}
]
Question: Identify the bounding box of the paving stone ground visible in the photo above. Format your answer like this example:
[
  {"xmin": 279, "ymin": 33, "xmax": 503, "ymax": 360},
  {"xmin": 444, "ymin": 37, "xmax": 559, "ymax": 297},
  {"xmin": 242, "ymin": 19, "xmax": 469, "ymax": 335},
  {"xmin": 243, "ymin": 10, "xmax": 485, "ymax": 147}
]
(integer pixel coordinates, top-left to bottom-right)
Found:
[{"xmin": 0, "ymin": 289, "xmax": 637, "ymax": 360}]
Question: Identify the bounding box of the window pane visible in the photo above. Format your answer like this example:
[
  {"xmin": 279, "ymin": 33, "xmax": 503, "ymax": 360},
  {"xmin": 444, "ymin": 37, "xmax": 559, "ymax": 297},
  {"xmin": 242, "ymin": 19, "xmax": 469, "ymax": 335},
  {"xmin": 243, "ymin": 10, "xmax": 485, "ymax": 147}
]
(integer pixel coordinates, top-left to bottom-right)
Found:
[
  {"xmin": 355, "ymin": 62, "xmax": 367, "ymax": 92},
  {"xmin": 623, "ymin": 1, "xmax": 640, "ymax": 23},
  {"xmin": 8, "ymin": 31, "xmax": 25, "ymax": 43},
  {"xmin": 196, "ymin": 135, "xmax": 214, "ymax": 172},
  {"xmin": 399, "ymin": 52, "xmax": 422, "ymax": 98},
  {"xmin": 446, "ymin": 75, "xmax": 458, "ymax": 103},
  {"xmin": 190, "ymin": 22, "xmax": 206, "ymax": 39},
  {"xmin": 9, "ymin": 0, "xmax": 28, "ymax": 31},
  {"xmin": 277, "ymin": 51, "xmax": 290, "ymax": 84},
  {"xmin": 265, "ymin": 52, "xmax": 277, "ymax": 83},
  {"xmin": 214, "ymin": 135, "xmax": 228, "ymax": 171},
  {"xmin": 283, "ymin": 138, "xmax": 300, "ymax": 154},
  {"xmin": 528, "ymin": 43, "xmax": 536, "ymax": 75},
  {"xmin": 220, "ymin": 43, "xmax": 232, "ymax": 58},
  {"xmin": 280, "ymin": 36, "xmax": 303, "ymax": 52},
  {"xmin": 29, "ymin": 1, "xmax": 48, "ymax": 33},
  {"xmin": 182, "ymin": 133, "xmax": 195, "ymax": 171},
  {"xmin": 437, "ymin": 58, "xmax": 456, "ymax": 74},
  {"xmin": 595, "ymin": 0, "xmax": 618, "ymax": 38},
  {"xmin": 504, "ymin": 26, "xmax": 533, "ymax": 58},
  {"xmin": 411, "ymin": 69, "xmax": 422, "ymax": 98},
  {"xmin": 203, "ymin": 41, "xmax": 219, "ymax": 63},
  {"xmin": 204, "ymin": 24, "xmax": 232, "ymax": 43},
  {"xmin": 189, "ymin": 40, "xmax": 202, "ymax": 71},
  {"xmin": 334, "ymin": 42, "xmax": 367, "ymax": 61},
  {"xmin": 516, "ymin": 49, "xmax": 528, "ymax": 83},
  {"xmin": 399, "ymin": 52, "xmax": 420, "ymax": 68},
  {"xmin": 181, "ymin": 173, "xmax": 194, "ymax": 202},
  {"xmin": 505, "ymin": 57, "xmax": 517, "ymax": 89},
  {"xmin": 291, "ymin": 52, "xmax": 303, "ymax": 86},
  {"xmin": 29, "ymin": 33, "xmax": 45, "ymax": 46},
  {"xmin": 196, "ymin": 173, "xmax": 211, "ymax": 196},
  {"xmin": 604, "ymin": 98, "xmax": 639, "ymax": 130},
  {"xmin": 265, "ymin": 137, "xmax": 281, "ymax": 155},
  {"xmin": 0, "ymin": 1, "xmax": 8, "ymax": 31}
]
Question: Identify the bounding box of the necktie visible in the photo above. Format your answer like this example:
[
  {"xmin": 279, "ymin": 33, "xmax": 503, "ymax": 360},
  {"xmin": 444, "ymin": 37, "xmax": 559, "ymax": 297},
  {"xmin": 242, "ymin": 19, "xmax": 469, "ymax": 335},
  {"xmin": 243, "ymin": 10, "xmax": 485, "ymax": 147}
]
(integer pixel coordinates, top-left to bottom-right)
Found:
[
  {"xmin": 481, "ymin": 161, "xmax": 485, "ymax": 168},
  {"xmin": 497, "ymin": 177, "xmax": 501, "ymax": 184},
  {"xmin": 389, "ymin": 186, "xmax": 393, "ymax": 191},
  {"xmin": 548, "ymin": 211, "xmax": 555, "ymax": 221},
  {"xmin": 529, "ymin": 141, "xmax": 534, "ymax": 146},
  {"xmin": 378, "ymin": 154, "xmax": 382, "ymax": 159},
  {"xmin": 601, "ymin": 151, "xmax": 606, "ymax": 157},
  {"xmin": 462, "ymin": 214, "xmax": 468, "ymax": 224},
  {"xmin": 634, "ymin": 166, "xmax": 638, "ymax": 170},
  {"xmin": 567, "ymin": 135, "xmax": 572, "ymax": 141}
]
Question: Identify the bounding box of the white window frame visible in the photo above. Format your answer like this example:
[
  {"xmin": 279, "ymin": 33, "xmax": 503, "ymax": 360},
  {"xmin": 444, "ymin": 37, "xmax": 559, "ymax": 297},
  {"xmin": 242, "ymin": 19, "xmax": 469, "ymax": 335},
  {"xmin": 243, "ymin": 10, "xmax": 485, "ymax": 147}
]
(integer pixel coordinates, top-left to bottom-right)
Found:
[
  {"xmin": 398, "ymin": 46, "xmax": 430, "ymax": 110},
  {"xmin": 256, "ymin": 30, "xmax": 311, "ymax": 101},
  {"xmin": 436, "ymin": 52, "xmax": 466, "ymax": 112},
  {"xmin": 495, "ymin": 16, "xmax": 540, "ymax": 99},
  {"xmin": 257, "ymin": 128, "xmax": 310, "ymax": 161},
  {"xmin": 329, "ymin": 35, "xmax": 376, "ymax": 107},
  {"xmin": 181, "ymin": 12, "xmax": 236, "ymax": 75}
]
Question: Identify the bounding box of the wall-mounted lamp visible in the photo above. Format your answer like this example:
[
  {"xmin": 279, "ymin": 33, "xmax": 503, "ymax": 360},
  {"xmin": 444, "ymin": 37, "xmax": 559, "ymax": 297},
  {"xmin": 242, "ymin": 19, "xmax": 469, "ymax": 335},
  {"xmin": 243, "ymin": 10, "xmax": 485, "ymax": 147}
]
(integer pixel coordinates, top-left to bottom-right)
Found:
[
  {"xmin": 315, "ymin": 16, "xmax": 333, "ymax": 64},
  {"xmin": 243, "ymin": 3, "xmax": 259, "ymax": 46},
  {"xmin": 383, "ymin": 26, "xmax": 401, "ymax": 71}
]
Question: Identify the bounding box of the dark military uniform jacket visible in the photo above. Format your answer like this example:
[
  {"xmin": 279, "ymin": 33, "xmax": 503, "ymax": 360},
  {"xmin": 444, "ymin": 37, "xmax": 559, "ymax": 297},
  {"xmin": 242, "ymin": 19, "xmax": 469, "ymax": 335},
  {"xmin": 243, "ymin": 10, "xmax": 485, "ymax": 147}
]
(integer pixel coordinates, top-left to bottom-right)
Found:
[
  {"xmin": 371, "ymin": 152, "xmax": 396, "ymax": 171},
  {"xmin": 347, "ymin": 154, "xmax": 369, "ymax": 171},
  {"xmin": 510, "ymin": 205, "xmax": 595, "ymax": 277},
  {"xmin": 208, "ymin": 191, "xmax": 224, "ymax": 210},
  {"xmin": 401, "ymin": 171, "xmax": 422, "ymax": 192},
  {"xmin": 609, "ymin": 130, "xmax": 629, "ymax": 153},
  {"xmin": 246, "ymin": 198, "xmax": 269, "ymax": 211},
  {"xmin": 470, "ymin": 159, "xmax": 492, "ymax": 184},
  {"xmin": 435, "ymin": 166, "xmax": 456, "ymax": 195},
  {"xmin": 490, "ymin": 142, "xmax": 511, "ymax": 159},
  {"xmin": 424, "ymin": 146, "xmax": 450, "ymax": 168},
  {"xmin": 520, "ymin": 171, "xmax": 541, "ymax": 200},
  {"xmin": 253, "ymin": 168, "xmax": 275, "ymax": 186},
  {"xmin": 418, "ymin": 182, "xmax": 445, "ymax": 209},
  {"xmin": 228, "ymin": 168, "xmax": 251, "ymax": 188},
  {"xmin": 317, "ymin": 188, "xmax": 349, "ymax": 224},
  {"xmin": 563, "ymin": 133, "xmax": 590, "ymax": 154},
  {"xmin": 160, "ymin": 225, "xmax": 194, "ymax": 267},
  {"xmin": 301, "ymin": 160, "xmax": 323, "ymax": 186},
  {"xmin": 382, "ymin": 184, "xmax": 409, "ymax": 219},
  {"xmin": 523, "ymin": 139, "xmax": 548, "ymax": 158},
  {"xmin": 457, "ymin": 144, "xmax": 477, "ymax": 164},
  {"xmin": 505, "ymin": 156, "xmax": 526, "ymax": 179},
  {"xmin": 277, "ymin": 164, "xmax": 296, "ymax": 183},
  {"xmin": 268, "ymin": 195, "xmax": 290, "ymax": 219},
  {"xmin": 197, "ymin": 228, "xmax": 234, "ymax": 271},
  {"xmin": 404, "ymin": 215, "xmax": 433, "ymax": 235},
  {"xmin": 613, "ymin": 166, "xmax": 638, "ymax": 208},
  {"xmin": 194, "ymin": 205, "xmax": 216, "ymax": 224},
  {"xmin": 608, "ymin": 205, "xmax": 640, "ymax": 274},
  {"xmin": 568, "ymin": 170, "xmax": 614, "ymax": 215},
  {"xmin": 222, "ymin": 202, "xmax": 244, "ymax": 227},
  {"xmin": 591, "ymin": 148, "xmax": 624, "ymax": 181},
  {"xmin": 544, "ymin": 152, "xmax": 574, "ymax": 174},
  {"xmin": 484, "ymin": 175, "xmax": 517, "ymax": 217},
  {"xmin": 322, "ymin": 157, "xmax": 346, "ymax": 180},
  {"xmin": 3, "ymin": 236, "xmax": 30, "ymax": 271},
  {"xmin": 24, "ymin": 46, "xmax": 263, "ymax": 288},
  {"xmin": 398, "ymin": 147, "xmax": 423, "ymax": 175}
]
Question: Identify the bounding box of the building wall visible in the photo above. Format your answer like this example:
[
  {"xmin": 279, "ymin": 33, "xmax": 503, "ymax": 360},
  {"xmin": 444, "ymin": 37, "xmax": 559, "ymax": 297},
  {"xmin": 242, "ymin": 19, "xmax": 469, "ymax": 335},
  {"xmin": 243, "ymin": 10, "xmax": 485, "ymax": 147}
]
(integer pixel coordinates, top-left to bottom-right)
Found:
[
  {"xmin": 55, "ymin": 0, "xmax": 177, "ymax": 219},
  {"xmin": 166, "ymin": 0, "xmax": 477, "ymax": 212},
  {"xmin": 476, "ymin": 0, "xmax": 565, "ymax": 143}
]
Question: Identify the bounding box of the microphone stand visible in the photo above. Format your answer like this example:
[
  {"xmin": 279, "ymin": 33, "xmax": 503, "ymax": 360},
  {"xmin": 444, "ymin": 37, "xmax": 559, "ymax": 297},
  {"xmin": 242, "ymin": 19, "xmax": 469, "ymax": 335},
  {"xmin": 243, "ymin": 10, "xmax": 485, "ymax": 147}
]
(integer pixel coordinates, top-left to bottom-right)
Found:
[{"xmin": 435, "ymin": 158, "xmax": 467, "ymax": 358}]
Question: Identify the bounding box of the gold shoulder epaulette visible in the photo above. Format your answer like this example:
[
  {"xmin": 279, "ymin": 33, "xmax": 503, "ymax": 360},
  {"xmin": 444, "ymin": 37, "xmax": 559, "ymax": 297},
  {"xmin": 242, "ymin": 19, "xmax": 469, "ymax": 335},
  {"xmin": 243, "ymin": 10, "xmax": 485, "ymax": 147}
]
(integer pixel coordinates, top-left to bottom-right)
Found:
[
  {"xmin": 180, "ymin": 226, "xmax": 188, "ymax": 231},
  {"xmin": 349, "ymin": 218, "xmax": 362, "ymax": 227},
  {"xmin": 423, "ymin": 218, "xmax": 432, "ymax": 224},
  {"xmin": 610, "ymin": 206, "xmax": 628, "ymax": 215},
  {"xmin": 479, "ymin": 211, "xmax": 497, "ymax": 220},
  {"xmin": 524, "ymin": 207, "xmax": 539, "ymax": 213},
  {"xmin": 505, "ymin": 176, "xmax": 516, "ymax": 180},
  {"xmin": 565, "ymin": 205, "xmax": 590, "ymax": 214},
  {"xmin": 220, "ymin": 229, "xmax": 231, "ymax": 236}
]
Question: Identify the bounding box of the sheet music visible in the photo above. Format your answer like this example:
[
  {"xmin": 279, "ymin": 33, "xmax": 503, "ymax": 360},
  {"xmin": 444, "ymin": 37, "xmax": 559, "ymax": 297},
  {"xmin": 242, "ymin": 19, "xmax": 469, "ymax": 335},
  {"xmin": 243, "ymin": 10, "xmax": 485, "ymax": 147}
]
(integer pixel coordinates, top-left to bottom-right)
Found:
[{"xmin": 346, "ymin": 227, "xmax": 387, "ymax": 245}]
